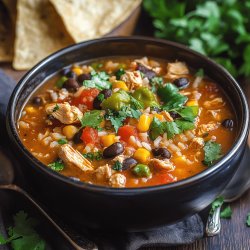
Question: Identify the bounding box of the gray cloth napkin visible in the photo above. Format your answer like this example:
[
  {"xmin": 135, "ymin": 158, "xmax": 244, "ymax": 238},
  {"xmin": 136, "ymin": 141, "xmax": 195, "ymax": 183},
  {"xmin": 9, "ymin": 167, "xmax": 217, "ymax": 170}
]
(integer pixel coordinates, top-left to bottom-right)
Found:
[{"xmin": 0, "ymin": 69, "xmax": 204, "ymax": 250}]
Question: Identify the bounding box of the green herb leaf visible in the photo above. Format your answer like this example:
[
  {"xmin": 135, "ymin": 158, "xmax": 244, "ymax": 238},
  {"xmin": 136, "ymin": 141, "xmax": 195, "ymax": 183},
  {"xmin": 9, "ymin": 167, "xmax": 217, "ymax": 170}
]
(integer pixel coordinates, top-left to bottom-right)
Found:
[
  {"xmin": 149, "ymin": 117, "xmax": 165, "ymax": 140},
  {"xmin": 48, "ymin": 159, "xmax": 64, "ymax": 171},
  {"xmin": 57, "ymin": 138, "xmax": 68, "ymax": 145},
  {"xmin": 220, "ymin": 205, "xmax": 232, "ymax": 219},
  {"xmin": 195, "ymin": 68, "xmax": 204, "ymax": 77},
  {"xmin": 80, "ymin": 110, "xmax": 103, "ymax": 129},
  {"xmin": 56, "ymin": 76, "xmax": 68, "ymax": 88},
  {"xmin": 97, "ymin": 93, "xmax": 105, "ymax": 101},
  {"xmin": 112, "ymin": 161, "xmax": 123, "ymax": 171},
  {"xmin": 52, "ymin": 104, "xmax": 59, "ymax": 112},
  {"xmin": 83, "ymin": 151, "xmax": 102, "ymax": 161},
  {"xmin": 83, "ymin": 71, "xmax": 111, "ymax": 90},
  {"xmin": 175, "ymin": 120, "xmax": 195, "ymax": 131},
  {"xmin": 246, "ymin": 213, "xmax": 250, "ymax": 227},
  {"xmin": 203, "ymin": 141, "xmax": 222, "ymax": 167},
  {"xmin": 115, "ymin": 68, "xmax": 125, "ymax": 80},
  {"xmin": 150, "ymin": 76, "xmax": 164, "ymax": 93},
  {"xmin": 158, "ymin": 83, "xmax": 188, "ymax": 111},
  {"xmin": 0, "ymin": 211, "xmax": 46, "ymax": 249},
  {"xmin": 177, "ymin": 106, "xmax": 199, "ymax": 122},
  {"xmin": 164, "ymin": 121, "xmax": 180, "ymax": 139},
  {"xmin": 210, "ymin": 196, "xmax": 224, "ymax": 214},
  {"xmin": 130, "ymin": 95, "xmax": 144, "ymax": 109}
]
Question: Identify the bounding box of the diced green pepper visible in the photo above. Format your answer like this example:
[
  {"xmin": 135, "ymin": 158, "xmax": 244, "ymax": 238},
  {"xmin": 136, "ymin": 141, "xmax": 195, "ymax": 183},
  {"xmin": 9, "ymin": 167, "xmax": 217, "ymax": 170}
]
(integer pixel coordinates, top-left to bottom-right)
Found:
[
  {"xmin": 132, "ymin": 87, "xmax": 159, "ymax": 108},
  {"xmin": 56, "ymin": 76, "xmax": 68, "ymax": 88},
  {"xmin": 132, "ymin": 164, "xmax": 151, "ymax": 177},
  {"xmin": 101, "ymin": 90, "xmax": 130, "ymax": 111}
]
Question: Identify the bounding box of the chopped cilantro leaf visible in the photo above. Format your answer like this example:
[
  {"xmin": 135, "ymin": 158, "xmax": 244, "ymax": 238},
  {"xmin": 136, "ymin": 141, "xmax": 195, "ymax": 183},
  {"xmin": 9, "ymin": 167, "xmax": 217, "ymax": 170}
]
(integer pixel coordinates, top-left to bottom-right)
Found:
[
  {"xmin": 83, "ymin": 71, "xmax": 111, "ymax": 90},
  {"xmin": 158, "ymin": 83, "xmax": 188, "ymax": 111},
  {"xmin": 203, "ymin": 141, "xmax": 222, "ymax": 167},
  {"xmin": 195, "ymin": 68, "xmax": 204, "ymax": 77},
  {"xmin": 97, "ymin": 93, "xmax": 105, "ymax": 101},
  {"xmin": 115, "ymin": 68, "xmax": 125, "ymax": 80},
  {"xmin": 210, "ymin": 197, "xmax": 224, "ymax": 214},
  {"xmin": 130, "ymin": 95, "xmax": 144, "ymax": 109},
  {"xmin": 175, "ymin": 120, "xmax": 195, "ymax": 131},
  {"xmin": 52, "ymin": 104, "xmax": 59, "ymax": 112},
  {"xmin": 80, "ymin": 110, "xmax": 103, "ymax": 129},
  {"xmin": 112, "ymin": 161, "xmax": 123, "ymax": 171},
  {"xmin": 83, "ymin": 152, "xmax": 102, "ymax": 161},
  {"xmin": 164, "ymin": 121, "xmax": 181, "ymax": 139},
  {"xmin": 0, "ymin": 211, "xmax": 46, "ymax": 249},
  {"xmin": 149, "ymin": 117, "xmax": 165, "ymax": 140},
  {"xmin": 150, "ymin": 76, "xmax": 164, "ymax": 93},
  {"xmin": 177, "ymin": 106, "xmax": 199, "ymax": 122},
  {"xmin": 246, "ymin": 213, "xmax": 250, "ymax": 227},
  {"xmin": 57, "ymin": 138, "xmax": 68, "ymax": 145},
  {"xmin": 220, "ymin": 205, "xmax": 232, "ymax": 219},
  {"xmin": 48, "ymin": 159, "xmax": 64, "ymax": 171}
]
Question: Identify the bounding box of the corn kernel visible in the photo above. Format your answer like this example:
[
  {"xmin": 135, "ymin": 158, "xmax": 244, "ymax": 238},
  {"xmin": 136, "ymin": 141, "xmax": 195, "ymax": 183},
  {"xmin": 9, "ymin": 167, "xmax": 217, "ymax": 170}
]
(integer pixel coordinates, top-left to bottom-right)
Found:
[
  {"xmin": 137, "ymin": 114, "xmax": 152, "ymax": 132},
  {"xmin": 101, "ymin": 134, "xmax": 116, "ymax": 147},
  {"xmin": 72, "ymin": 67, "xmax": 83, "ymax": 76},
  {"xmin": 133, "ymin": 148, "xmax": 151, "ymax": 163},
  {"xmin": 112, "ymin": 81, "xmax": 129, "ymax": 91},
  {"xmin": 62, "ymin": 125, "xmax": 78, "ymax": 139},
  {"xmin": 173, "ymin": 156, "xmax": 187, "ymax": 165},
  {"xmin": 153, "ymin": 114, "xmax": 165, "ymax": 121},
  {"xmin": 186, "ymin": 100, "xmax": 198, "ymax": 106}
]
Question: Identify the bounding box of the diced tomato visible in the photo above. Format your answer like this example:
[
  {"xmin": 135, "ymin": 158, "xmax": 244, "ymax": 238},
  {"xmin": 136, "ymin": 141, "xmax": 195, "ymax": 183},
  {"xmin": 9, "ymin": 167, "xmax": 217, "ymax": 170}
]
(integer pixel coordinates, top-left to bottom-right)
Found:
[
  {"xmin": 118, "ymin": 125, "xmax": 138, "ymax": 143},
  {"xmin": 71, "ymin": 88, "xmax": 99, "ymax": 109},
  {"xmin": 80, "ymin": 127, "xmax": 99, "ymax": 145},
  {"xmin": 153, "ymin": 172, "xmax": 176, "ymax": 185}
]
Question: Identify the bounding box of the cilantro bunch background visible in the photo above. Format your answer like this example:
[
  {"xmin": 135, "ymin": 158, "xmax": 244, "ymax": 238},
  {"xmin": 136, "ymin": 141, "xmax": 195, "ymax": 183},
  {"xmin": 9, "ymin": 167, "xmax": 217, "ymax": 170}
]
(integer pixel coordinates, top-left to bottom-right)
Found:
[{"xmin": 144, "ymin": 0, "xmax": 250, "ymax": 78}]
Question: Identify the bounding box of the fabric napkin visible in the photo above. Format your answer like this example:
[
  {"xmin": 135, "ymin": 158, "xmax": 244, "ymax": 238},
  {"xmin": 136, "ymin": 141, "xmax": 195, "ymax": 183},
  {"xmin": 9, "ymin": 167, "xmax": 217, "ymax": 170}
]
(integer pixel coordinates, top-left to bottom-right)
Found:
[{"xmin": 0, "ymin": 69, "xmax": 204, "ymax": 250}]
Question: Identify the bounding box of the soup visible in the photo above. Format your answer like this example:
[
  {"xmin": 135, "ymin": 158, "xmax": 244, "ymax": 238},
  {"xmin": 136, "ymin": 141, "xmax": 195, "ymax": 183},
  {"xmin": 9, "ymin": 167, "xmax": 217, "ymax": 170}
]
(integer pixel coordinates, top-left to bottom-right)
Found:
[{"xmin": 17, "ymin": 57, "xmax": 236, "ymax": 188}]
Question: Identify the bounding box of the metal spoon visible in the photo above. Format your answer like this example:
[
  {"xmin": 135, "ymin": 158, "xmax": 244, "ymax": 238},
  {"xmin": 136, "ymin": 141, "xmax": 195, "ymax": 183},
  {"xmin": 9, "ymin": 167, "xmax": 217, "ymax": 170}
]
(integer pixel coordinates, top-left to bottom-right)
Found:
[
  {"xmin": 206, "ymin": 144, "xmax": 250, "ymax": 236},
  {"xmin": 0, "ymin": 149, "xmax": 97, "ymax": 250}
]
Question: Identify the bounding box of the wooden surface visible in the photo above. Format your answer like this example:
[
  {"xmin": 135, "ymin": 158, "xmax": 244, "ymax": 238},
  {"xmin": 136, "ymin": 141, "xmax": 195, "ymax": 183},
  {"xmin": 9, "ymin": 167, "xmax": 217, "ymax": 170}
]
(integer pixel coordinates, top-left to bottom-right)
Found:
[{"xmin": 1, "ymin": 63, "xmax": 250, "ymax": 250}]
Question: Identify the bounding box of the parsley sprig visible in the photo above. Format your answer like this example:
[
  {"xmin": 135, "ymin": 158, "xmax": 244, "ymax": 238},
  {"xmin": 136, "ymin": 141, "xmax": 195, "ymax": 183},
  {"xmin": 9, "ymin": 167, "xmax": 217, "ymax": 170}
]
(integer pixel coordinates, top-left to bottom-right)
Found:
[
  {"xmin": 80, "ymin": 110, "xmax": 103, "ymax": 129},
  {"xmin": 83, "ymin": 71, "xmax": 111, "ymax": 90}
]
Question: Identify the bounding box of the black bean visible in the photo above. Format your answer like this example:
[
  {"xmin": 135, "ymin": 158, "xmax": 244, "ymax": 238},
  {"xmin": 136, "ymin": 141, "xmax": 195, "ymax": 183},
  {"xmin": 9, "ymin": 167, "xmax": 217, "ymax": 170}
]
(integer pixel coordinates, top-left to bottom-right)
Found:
[
  {"xmin": 150, "ymin": 106, "xmax": 161, "ymax": 113},
  {"xmin": 169, "ymin": 111, "xmax": 181, "ymax": 119},
  {"xmin": 73, "ymin": 128, "xmax": 83, "ymax": 144},
  {"xmin": 66, "ymin": 71, "xmax": 76, "ymax": 79},
  {"xmin": 152, "ymin": 148, "xmax": 171, "ymax": 159},
  {"xmin": 62, "ymin": 78, "xmax": 80, "ymax": 92},
  {"xmin": 103, "ymin": 142, "xmax": 124, "ymax": 158},
  {"xmin": 93, "ymin": 89, "xmax": 112, "ymax": 109},
  {"xmin": 32, "ymin": 96, "xmax": 42, "ymax": 105},
  {"xmin": 77, "ymin": 73, "xmax": 91, "ymax": 83},
  {"xmin": 122, "ymin": 157, "xmax": 138, "ymax": 170},
  {"xmin": 137, "ymin": 63, "xmax": 156, "ymax": 80},
  {"xmin": 173, "ymin": 77, "xmax": 189, "ymax": 89},
  {"xmin": 222, "ymin": 119, "xmax": 234, "ymax": 129}
]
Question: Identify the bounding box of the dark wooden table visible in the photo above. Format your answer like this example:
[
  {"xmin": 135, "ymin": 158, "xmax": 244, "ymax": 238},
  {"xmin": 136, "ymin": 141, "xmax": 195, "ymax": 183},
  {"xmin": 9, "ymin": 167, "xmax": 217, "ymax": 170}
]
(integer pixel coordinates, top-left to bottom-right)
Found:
[{"xmin": 1, "ymin": 62, "xmax": 250, "ymax": 250}]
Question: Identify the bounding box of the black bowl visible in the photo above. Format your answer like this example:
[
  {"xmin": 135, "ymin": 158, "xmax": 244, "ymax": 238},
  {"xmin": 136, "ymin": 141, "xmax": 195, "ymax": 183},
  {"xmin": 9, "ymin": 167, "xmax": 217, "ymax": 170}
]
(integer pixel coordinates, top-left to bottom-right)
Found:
[{"xmin": 6, "ymin": 37, "xmax": 249, "ymax": 231}]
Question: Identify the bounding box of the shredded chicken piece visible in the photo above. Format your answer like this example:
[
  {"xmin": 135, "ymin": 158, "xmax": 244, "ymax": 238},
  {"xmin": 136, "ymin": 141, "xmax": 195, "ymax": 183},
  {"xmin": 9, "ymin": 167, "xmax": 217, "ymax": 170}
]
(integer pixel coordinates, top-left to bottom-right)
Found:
[
  {"xmin": 207, "ymin": 110, "xmax": 221, "ymax": 121},
  {"xmin": 150, "ymin": 159, "xmax": 175, "ymax": 171},
  {"xmin": 95, "ymin": 164, "xmax": 112, "ymax": 181},
  {"xmin": 203, "ymin": 98, "xmax": 224, "ymax": 109},
  {"xmin": 112, "ymin": 155, "xmax": 126, "ymax": 163},
  {"xmin": 166, "ymin": 62, "xmax": 189, "ymax": 79},
  {"xmin": 189, "ymin": 137, "xmax": 204, "ymax": 150},
  {"xmin": 121, "ymin": 71, "xmax": 143, "ymax": 90},
  {"xmin": 58, "ymin": 144, "xmax": 93, "ymax": 172},
  {"xmin": 198, "ymin": 122, "xmax": 219, "ymax": 135},
  {"xmin": 45, "ymin": 102, "xmax": 83, "ymax": 124},
  {"xmin": 161, "ymin": 111, "xmax": 174, "ymax": 122},
  {"xmin": 109, "ymin": 173, "xmax": 126, "ymax": 188}
]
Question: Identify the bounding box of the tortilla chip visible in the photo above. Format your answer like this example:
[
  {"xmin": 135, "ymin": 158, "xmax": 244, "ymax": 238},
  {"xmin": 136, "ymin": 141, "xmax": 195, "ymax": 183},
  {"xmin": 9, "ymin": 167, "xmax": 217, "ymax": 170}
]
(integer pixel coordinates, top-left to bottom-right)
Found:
[
  {"xmin": 0, "ymin": 1, "xmax": 14, "ymax": 62},
  {"xmin": 50, "ymin": 0, "xmax": 141, "ymax": 43},
  {"xmin": 13, "ymin": 0, "xmax": 74, "ymax": 70}
]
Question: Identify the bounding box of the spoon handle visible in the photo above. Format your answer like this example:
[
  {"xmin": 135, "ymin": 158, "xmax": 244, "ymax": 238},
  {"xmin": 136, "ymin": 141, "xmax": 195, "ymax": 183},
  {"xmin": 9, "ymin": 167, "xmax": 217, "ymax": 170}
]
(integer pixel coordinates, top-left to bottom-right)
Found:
[{"xmin": 206, "ymin": 203, "xmax": 222, "ymax": 236}]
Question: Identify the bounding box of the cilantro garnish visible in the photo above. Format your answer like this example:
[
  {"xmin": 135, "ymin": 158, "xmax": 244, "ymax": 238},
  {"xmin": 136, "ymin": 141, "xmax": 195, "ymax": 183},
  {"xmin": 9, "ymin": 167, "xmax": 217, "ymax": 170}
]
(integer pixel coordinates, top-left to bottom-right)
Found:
[
  {"xmin": 52, "ymin": 104, "xmax": 59, "ymax": 112},
  {"xmin": 158, "ymin": 84, "xmax": 188, "ymax": 111},
  {"xmin": 210, "ymin": 196, "xmax": 224, "ymax": 215},
  {"xmin": 177, "ymin": 106, "xmax": 199, "ymax": 122},
  {"xmin": 0, "ymin": 211, "xmax": 46, "ymax": 249},
  {"xmin": 195, "ymin": 68, "xmax": 204, "ymax": 77},
  {"xmin": 220, "ymin": 205, "xmax": 232, "ymax": 219},
  {"xmin": 150, "ymin": 76, "xmax": 164, "ymax": 93},
  {"xmin": 57, "ymin": 138, "xmax": 68, "ymax": 145},
  {"xmin": 48, "ymin": 159, "xmax": 64, "ymax": 171},
  {"xmin": 203, "ymin": 141, "xmax": 222, "ymax": 167},
  {"xmin": 97, "ymin": 93, "xmax": 105, "ymax": 101},
  {"xmin": 246, "ymin": 213, "xmax": 250, "ymax": 227},
  {"xmin": 112, "ymin": 161, "xmax": 123, "ymax": 171},
  {"xmin": 80, "ymin": 110, "xmax": 103, "ymax": 129},
  {"xmin": 83, "ymin": 71, "xmax": 111, "ymax": 90},
  {"xmin": 130, "ymin": 95, "xmax": 144, "ymax": 109},
  {"xmin": 83, "ymin": 151, "xmax": 102, "ymax": 161},
  {"xmin": 115, "ymin": 68, "xmax": 125, "ymax": 80}
]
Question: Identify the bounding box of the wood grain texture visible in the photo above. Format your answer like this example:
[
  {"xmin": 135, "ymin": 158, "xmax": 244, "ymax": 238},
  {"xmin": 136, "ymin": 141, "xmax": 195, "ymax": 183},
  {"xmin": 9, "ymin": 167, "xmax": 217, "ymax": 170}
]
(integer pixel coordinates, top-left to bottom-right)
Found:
[{"xmin": 1, "ymin": 64, "xmax": 249, "ymax": 250}]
